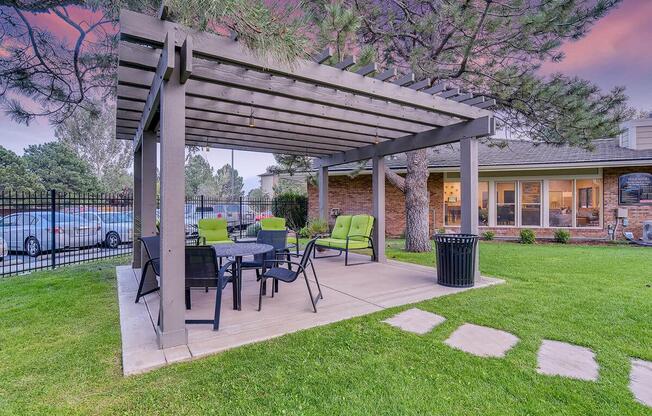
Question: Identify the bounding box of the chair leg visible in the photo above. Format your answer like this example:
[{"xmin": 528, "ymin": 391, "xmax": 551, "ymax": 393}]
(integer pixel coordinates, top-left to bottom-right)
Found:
[
  {"xmin": 369, "ymin": 238, "xmax": 376, "ymax": 262},
  {"xmin": 345, "ymin": 248, "xmax": 349, "ymax": 266},
  {"xmin": 310, "ymin": 260, "xmax": 324, "ymax": 300},
  {"xmin": 135, "ymin": 263, "xmax": 149, "ymax": 303},
  {"xmin": 303, "ymin": 271, "xmax": 317, "ymax": 313},
  {"xmin": 185, "ymin": 288, "xmax": 191, "ymax": 310},
  {"xmin": 213, "ymin": 287, "xmax": 222, "ymax": 331},
  {"xmin": 258, "ymin": 277, "xmax": 265, "ymax": 311}
]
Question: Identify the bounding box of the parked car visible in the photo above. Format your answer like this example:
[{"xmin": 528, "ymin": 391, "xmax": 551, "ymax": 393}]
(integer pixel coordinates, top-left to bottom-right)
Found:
[
  {"xmin": 80, "ymin": 211, "xmax": 133, "ymax": 248},
  {"xmin": 156, "ymin": 207, "xmax": 198, "ymax": 237},
  {"xmin": 0, "ymin": 212, "xmax": 102, "ymax": 257},
  {"xmin": 0, "ymin": 237, "xmax": 6, "ymax": 262},
  {"xmin": 211, "ymin": 204, "xmax": 256, "ymax": 230}
]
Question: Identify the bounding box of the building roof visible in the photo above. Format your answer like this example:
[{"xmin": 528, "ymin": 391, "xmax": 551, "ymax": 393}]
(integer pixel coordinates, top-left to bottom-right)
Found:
[{"xmin": 328, "ymin": 138, "xmax": 652, "ymax": 173}]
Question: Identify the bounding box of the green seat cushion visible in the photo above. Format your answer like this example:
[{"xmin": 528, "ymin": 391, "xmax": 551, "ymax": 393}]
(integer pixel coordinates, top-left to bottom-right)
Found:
[
  {"xmin": 315, "ymin": 238, "xmax": 369, "ymax": 250},
  {"xmin": 261, "ymin": 217, "xmax": 285, "ymax": 230},
  {"xmin": 207, "ymin": 239, "xmax": 234, "ymax": 245},
  {"xmin": 348, "ymin": 215, "xmax": 374, "ymax": 239},
  {"xmin": 198, "ymin": 218, "xmax": 230, "ymax": 243},
  {"xmin": 331, "ymin": 215, "xmax": 352, "ymax": 240}
]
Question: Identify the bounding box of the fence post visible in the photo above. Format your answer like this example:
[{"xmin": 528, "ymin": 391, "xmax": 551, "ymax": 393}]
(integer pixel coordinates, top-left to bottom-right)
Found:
[
  {"xmin": 50, "ymin": 189, "xmax": 56, "ymax": 270},
  {"xmin": 239, "ymin": 196, "xmax": 243, "ymax": 239},
  {"xmin": 200, "ymin": 195, "xmax": 204, "ymax": 220}
]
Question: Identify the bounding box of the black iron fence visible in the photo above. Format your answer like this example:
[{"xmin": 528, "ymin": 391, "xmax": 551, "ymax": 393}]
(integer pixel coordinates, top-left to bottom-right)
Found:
[{"xmin": 0, "ymin": 192, "xmax": 307, "ymax": 277}]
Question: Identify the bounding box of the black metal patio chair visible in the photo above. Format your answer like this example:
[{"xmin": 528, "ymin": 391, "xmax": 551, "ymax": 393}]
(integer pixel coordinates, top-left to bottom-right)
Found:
[
  {"xmin": 184, "ymin": 245, "xmax": 235, "ymax": 331},
  {"xmin": 241, "ymin": 230, "xmax": 289, "ymax": 295},
  {"xmin": 135, "ymin": 236, "xmax": 160, "ymax": 303},
  {"xmin": 258, "ymin": 238, "xmax": 323, "ymax": 312}
]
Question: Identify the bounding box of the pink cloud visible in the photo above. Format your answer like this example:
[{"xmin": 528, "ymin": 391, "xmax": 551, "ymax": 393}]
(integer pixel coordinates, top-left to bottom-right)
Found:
[{"xmin": 541, "ymin": 0, "xmax": 652, "ymax": 75}]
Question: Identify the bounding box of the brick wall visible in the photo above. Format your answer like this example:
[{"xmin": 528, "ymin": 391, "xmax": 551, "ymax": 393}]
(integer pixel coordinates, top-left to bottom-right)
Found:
[{"xmin": 308, "ymin": 167, "xmax": 652, "ymax": 240}]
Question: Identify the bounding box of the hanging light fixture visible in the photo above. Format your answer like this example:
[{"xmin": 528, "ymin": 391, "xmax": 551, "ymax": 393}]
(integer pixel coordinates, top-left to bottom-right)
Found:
[
  {"xmin": 374, "ymin": 126, "xmax": 379, "ymax": 144},
  {"xmin": 204, "ymin": 137, "xmax": 210, "ymax": 152},
  {"xmin": 248, "ymin": 105, "xmax": 255, "ymax": 127}
]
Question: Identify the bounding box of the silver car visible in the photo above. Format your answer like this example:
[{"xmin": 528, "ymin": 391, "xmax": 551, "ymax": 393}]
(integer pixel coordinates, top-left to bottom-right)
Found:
[
  {"xmin": 80, "ymin": 211, "xmax": 133, "ymax": 249},
  {"xmin": 0, "ymin": 211, "xmax": 102, "ymax": 257},
  {"xmin": 0, "ymin": 237, "xmax": 6, "ymax": 261}
]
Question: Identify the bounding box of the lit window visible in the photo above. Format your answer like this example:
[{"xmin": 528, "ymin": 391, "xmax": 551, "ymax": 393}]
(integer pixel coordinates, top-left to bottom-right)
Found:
[
  {"xmin": 576, "ymin": 179, "xmax": 601, "ymax": 227},
  {"xmin": 520, "ymin": 181, "xmax": 541, "ymax": 226},
  {"xmin": 496, "ymin": 182, "xmax": 516, "ymax": 226},
  {"xmin": 444, "ymin": 181, "xmax": 489, "ymax": 226},
  {"xmin": 549, "ymin": 180, "xmax": 573, "ymax": 227},
  {"xmin": 444, "ymin": 182, "xmax": 461, "ymax": 226},
  {"xmin": 479, "ymin": 182, "xmax": 489, "ymax": 226}
]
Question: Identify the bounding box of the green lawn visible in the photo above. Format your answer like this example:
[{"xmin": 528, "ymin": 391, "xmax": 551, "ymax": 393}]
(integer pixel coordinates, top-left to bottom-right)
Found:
[{"xmin": 1, "ymin": 242, "xmax": 651, "ymax": 415}]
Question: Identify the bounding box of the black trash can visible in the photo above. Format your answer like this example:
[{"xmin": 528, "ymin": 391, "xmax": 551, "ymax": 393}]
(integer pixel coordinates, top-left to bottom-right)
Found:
[{"xmin": 434, "ymin": 234, "xmax": 479, "ymax": 287}]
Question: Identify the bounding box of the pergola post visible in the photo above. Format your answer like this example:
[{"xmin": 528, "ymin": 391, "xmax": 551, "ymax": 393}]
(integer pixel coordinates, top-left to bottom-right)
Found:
[
  {"xmin": 157, "ymin": 50, "xmax": 188, "ymax": 348},
  {"xmin": 460, "ymin": 137, "xmax": 480, "ymax": 281},
  {"xmin": 372, "ymin": 155, "xmax": 386, "ymax": 262},
  {"xmin": 318, "ymin": 165, "xmax": 329, "ymax": 222},
  {"xmin": 132, "ymin": 146, "xmax": 142, "ymax": 269},
  {"xmin": 140, "ymin": 131, "xmax": 158, "ymax": 262}
]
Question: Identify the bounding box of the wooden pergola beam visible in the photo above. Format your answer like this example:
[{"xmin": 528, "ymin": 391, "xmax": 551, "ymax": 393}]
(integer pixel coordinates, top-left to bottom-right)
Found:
[
  {"xmin": 318, "ymin": 116, "xmax": 495, "ymax": 167},
  {"xmin": 312, "ymin": 47, "xmax": 333, "ymax": 64},
  {"xmin": 130, "ymin": 31, "xmax": 174, "ymax": 151},
  {"xmin": 333, "ymin": 55, "xmax": 356, "ymax": 70},
  {"xmin": 120, "ymin": 9, "xmax": 491, "ymax": 120}
]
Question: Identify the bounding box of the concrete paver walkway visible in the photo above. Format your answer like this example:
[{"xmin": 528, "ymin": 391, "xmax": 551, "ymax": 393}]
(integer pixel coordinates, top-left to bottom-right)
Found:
[
  {"xmin": 630, "ymin": 359, "xmax": 652, "ymax": 408},
  {"xmin": 444, "ymin": 323, "xmax": 519, "ymax": 358},
  {"xmin": 383, "ymin": 308, "xmax": 446, "ymax": 334},
  {"xmin": 536, "ymin": 340, "xmax": 599, "ymax": 381}
]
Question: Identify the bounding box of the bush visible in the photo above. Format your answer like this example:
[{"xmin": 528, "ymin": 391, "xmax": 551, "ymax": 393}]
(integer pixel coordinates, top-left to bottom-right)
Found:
[
  {"xmin": 519, "ymin": 229, "xmax": 536, "ymax": 244},
  {"xmin": 300, "ymin": 218, "xmax": 329, "ymax": 238},
  {"xmin": 271, "ymin": 192, "xmax": 308, "ymax": 229},
  {"xmin": 436, "ymin": 227, "xmax": 446, "ymax": 235},
  {"xmin": 246, "ymin": 222, "xmax": 261, "ymax": 237},
  {"xmin": 554, "ymin": 229, "xmax": 571, "ymax": 244},
  {"xmin": 481, "ymin": 231, "xmax": 495, "ymax": 241}
]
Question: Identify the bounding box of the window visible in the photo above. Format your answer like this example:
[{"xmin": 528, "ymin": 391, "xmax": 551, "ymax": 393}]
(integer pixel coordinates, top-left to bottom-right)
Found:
[
  {"xmin": 520, "ymin": 181, "xmax": 541, "ymax": 226},
  {"xmin": 549, "ymin": 180, "xmax": 573, "ymax": 227},
  {"xmin": 479, "ymin": 182, "xmax": 489, "ymax": 226},
  {"xmin": 576, "ymin": 179, "xmax": 602, "ymax": 227},
  {"xmin": 444, "ymin": 182, "xmax": 461, "ymax": 226},
  {"xmin": 444, "ymin": 182, "xmax": 489, "ymax": 226},
  {"xmin": 496, "ymin": 182, "xmax": 516, "ymax": 226}
]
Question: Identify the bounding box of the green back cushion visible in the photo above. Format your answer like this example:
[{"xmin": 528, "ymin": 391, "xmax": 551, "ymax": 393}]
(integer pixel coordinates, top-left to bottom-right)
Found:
[
  {"xmin": 331, "ymin": 215, "xmax": 352, "ymax": 239},
  {"xmin": 198, "ymin": 218, "xmax": 228, "ymax": 241},
  {"xmin": 348, "ymin": 215, "xmax": 374, "ymax": 238},
  {"xmin": 261, "ymin": 217, "xmax": 285, "ymax": 230}
]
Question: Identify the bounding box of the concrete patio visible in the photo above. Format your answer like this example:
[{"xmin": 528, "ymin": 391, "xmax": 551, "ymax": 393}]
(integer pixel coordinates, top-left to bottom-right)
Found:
[{"xmin": 118, "ymin": 252, "xmax": 502, "ymax": 375}]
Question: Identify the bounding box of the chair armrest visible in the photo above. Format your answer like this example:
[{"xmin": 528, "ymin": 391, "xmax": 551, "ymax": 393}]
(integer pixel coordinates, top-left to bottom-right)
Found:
[
  {"xmin": 263, "ymin": 259, "xmax": 306, "ymax": 274},
  {"xmin": 217, "ymin": 260, "xmax": 235, "ymax": 285}
]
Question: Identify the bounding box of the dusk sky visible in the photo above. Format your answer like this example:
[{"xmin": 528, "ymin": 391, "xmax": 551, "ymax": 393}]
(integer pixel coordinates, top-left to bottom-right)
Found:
[{"xmin": 1, "ymin": 0, "xmax": 650, "ymax": 190}]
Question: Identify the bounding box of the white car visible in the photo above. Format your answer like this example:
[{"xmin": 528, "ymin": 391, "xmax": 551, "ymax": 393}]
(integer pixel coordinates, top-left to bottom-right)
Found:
[{"xmin": 0, "ymin": 237, "xmax": 6, "ymax": 261}]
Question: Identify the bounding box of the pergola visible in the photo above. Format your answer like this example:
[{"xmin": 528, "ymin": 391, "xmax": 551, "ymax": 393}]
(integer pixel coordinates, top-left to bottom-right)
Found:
[{"xmin": 117, "ymin": 8, "xmax": 495, "ymax": 349}]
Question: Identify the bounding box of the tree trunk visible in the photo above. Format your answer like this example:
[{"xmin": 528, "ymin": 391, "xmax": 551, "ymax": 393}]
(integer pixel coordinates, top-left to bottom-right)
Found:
[{"xmin": 384, "ymin": 149, "xmax": 432, "ymax": 252}]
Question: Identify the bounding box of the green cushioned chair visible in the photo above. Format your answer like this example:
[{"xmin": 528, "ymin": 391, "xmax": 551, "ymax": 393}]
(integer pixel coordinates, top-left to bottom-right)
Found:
[
  {"xmin": 197, "ymin": 218, "xmax": 234, "ymax": 245},
  {"xmin": 261, "ymin": 217, "xmax": 299, "ymax": 254},
  {"xmin": 315, "ymin": 214, "xmax": 376, "ymax": 266}
]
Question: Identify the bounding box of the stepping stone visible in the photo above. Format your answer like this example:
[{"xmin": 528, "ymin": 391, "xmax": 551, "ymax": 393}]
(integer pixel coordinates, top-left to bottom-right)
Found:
[
  {"xmin": 536, "ymin": 340, "xmax": 598, "ymax": 381},
  {"xmin": 444, "ymin": 323, "xmax": 519, "ymax": 358},
  {"xmin": 383, "ymin": 308, "xmax": 446, "ymax": 335},
  {"xmin": 630, "ymin": 359, "xmax": 652, "ymax": 408}
]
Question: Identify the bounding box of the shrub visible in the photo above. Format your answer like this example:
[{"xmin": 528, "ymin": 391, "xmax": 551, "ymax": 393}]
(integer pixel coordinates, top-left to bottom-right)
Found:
[
  {"xmin": 271, "ymin": 192, "xmax": 308, "ymax": 229},
  {"xmin": 436, "ymin": 227, "xmax": 446, "ymax": 235},
  {"xmin": 554, "ymin": 229, "xmax": 571, "ymax": 244},
  {"xmin": 300, "ymin": 218, "xmax": 329, "ymax": 238},
  {"xmin": 246, "ymin": 222, "xmax": 261, "ymax": 237},
  {"xmin": 519, "ymin": 228, "xmax": 536, "ymax": 244},
  {"xmin": 481, "ymin": 231, "xmax": 495, "ymax": 241}
]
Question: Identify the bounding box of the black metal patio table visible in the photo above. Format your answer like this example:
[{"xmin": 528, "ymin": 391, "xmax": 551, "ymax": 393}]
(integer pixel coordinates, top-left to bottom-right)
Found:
[{"xmin": 212, "ymin": 242, "xmax": 273, "ymax": 311}]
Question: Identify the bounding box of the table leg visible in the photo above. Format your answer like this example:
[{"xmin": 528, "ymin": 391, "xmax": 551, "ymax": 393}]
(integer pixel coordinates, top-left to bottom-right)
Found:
[
  {"xmin": 236, "ymin": 256, "xmax": 242, "ymax": 311},
  {"xmin": 231, "ymin": 260, "xmax": 238, "ymax": 310}
]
